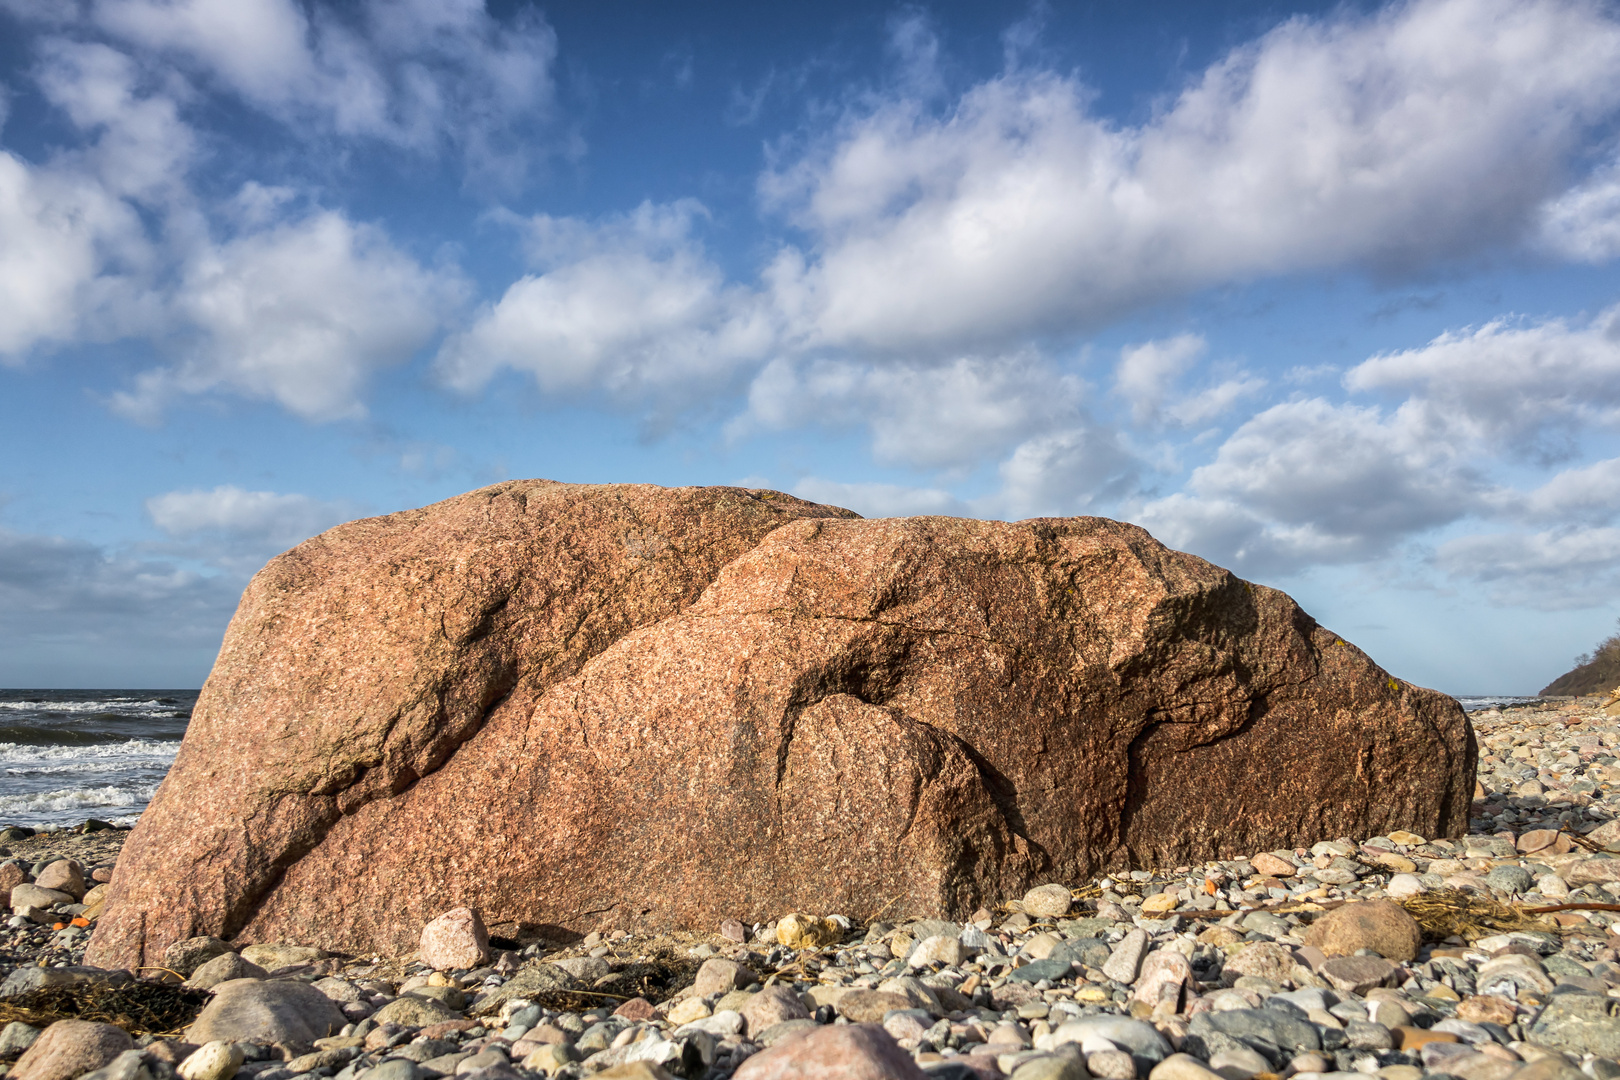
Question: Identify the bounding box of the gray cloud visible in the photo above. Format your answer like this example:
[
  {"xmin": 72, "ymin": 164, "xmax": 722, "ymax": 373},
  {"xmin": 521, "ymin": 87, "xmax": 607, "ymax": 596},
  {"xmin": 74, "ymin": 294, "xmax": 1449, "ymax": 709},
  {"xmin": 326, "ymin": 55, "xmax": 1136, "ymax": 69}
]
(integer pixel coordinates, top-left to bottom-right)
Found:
[{"xmin": 0, "ymin": 526, "xmax": 242, "ymax": 685}]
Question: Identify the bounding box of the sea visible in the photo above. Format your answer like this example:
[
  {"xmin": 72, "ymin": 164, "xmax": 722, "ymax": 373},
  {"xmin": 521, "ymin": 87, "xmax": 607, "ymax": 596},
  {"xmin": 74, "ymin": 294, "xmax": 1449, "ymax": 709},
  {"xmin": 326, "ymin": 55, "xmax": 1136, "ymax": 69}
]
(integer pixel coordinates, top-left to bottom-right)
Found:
[
  {"xmin": 0, "ymin": 690, "xmax": 195, "ymax": 831},
  {"xmin": 0, "ymin": 689, "xmax": 1549, "ymax": 831}
]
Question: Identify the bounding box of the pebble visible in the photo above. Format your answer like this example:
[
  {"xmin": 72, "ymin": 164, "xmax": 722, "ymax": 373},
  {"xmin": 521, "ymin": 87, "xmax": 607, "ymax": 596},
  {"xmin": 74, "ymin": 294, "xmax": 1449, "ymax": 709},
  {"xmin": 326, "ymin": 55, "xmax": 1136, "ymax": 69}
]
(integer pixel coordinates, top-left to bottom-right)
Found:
[
  {"xmin": 177, "ymin": 1040, "xmax": 245, "ymax": 1080},
  {"xmin": 9, "ymin": 1020, "xmax": 132, "ymax": 1080},
  {"xmin": 418, "ymin": 907, "xmax": 491, "ymax": 972}
]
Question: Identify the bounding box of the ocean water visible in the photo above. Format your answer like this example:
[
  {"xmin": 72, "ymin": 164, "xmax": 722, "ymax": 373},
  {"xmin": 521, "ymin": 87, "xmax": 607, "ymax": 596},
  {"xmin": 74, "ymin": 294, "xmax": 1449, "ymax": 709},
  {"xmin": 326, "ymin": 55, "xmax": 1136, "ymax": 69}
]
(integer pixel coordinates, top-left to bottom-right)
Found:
[
  {"xmin": 0, "ymin": 690, "xmax": 194, "ymax": 829},
  {"xmin": 1456, "ymin": 695, "xmax": 1544, "ymax": 711}
]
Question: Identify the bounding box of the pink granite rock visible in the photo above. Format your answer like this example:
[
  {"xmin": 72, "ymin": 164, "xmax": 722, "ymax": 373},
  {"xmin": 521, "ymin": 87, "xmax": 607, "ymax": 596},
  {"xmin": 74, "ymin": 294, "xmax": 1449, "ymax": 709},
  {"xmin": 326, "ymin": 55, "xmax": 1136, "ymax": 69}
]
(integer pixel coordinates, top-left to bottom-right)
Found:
[
  {"xmin": 87, "ymin": 483, "xmax": 1474, "ymax": 969},
  {"xmin": 10, "ymin": 1020, "xmax": 132, "ymax": 1080},
  {"xmin": 418, "ymin": 907, "xmax": 490, "ymax": 971},
  {"xmin": 731, "ymin": 1023, "xmax": 927, "ymax": 1080}
]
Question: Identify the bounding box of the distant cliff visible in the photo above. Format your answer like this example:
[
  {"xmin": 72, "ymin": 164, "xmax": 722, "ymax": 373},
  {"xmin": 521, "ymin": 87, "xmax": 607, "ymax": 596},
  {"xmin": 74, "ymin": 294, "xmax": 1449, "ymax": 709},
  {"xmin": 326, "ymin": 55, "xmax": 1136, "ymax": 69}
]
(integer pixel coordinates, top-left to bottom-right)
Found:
[{"xmin": 1542, "ymin": 624, "xmax": 1620, "ymax": 696}]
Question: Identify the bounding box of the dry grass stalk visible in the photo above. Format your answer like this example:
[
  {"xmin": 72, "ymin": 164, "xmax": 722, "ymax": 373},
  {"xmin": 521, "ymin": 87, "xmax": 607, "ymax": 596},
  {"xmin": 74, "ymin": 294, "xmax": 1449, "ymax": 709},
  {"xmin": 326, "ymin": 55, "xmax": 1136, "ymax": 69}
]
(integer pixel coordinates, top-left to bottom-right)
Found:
[{"xmin": 1397, "ymin": 888, "xmax": 1558, "ymax": 942}]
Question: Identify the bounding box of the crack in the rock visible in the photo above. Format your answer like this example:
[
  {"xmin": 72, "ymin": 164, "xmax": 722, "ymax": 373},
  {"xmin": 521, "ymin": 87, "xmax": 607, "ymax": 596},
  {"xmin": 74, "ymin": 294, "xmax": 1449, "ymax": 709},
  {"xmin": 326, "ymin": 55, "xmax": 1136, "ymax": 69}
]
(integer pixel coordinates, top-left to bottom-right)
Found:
[
  {"xmin": 226, "ymin": 672, "xmax": 519, "ymax": 943},
  {"xmin": 693, "ymin": 606, "xmax": 1010, "ymax": 650}
]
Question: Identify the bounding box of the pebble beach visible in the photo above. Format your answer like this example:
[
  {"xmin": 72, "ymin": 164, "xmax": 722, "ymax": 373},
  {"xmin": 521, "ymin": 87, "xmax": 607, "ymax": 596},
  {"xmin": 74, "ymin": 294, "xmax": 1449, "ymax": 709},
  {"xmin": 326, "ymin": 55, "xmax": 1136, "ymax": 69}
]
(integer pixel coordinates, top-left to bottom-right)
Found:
[{"xmin": 4, "ymin": 696, "xmax": 1620, "ymax": 1080}]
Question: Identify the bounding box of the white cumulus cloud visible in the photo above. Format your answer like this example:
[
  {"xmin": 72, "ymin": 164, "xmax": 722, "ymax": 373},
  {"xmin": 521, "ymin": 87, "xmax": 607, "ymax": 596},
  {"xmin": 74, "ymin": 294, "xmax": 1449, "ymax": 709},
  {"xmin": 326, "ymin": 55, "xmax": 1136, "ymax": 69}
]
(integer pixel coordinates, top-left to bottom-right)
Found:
[
  {"xmin": 759, "ymin": 0, "xmax": 1620, "ymax": 358},
  {"xmin": 145, "ymin": 484, "xmax": 363, "ymax": 576},
  {"xmin": 114, "ymin": 211, "xmax": 466, "ymax": 422},
  {"xmin": 86, "ymin": 0, "xmax": 558, "ymax": 184},
  {"xmin": 436, "ymin": 202, "xmax": 775, "ymax": 405}
]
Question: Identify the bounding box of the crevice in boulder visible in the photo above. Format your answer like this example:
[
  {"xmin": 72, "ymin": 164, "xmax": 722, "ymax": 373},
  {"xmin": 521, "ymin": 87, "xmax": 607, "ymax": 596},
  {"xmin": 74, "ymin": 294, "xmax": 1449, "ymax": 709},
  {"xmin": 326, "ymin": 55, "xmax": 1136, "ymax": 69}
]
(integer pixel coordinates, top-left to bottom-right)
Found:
[
  {"xmin": 1118, "ymin": 692, "xmax": 1267, "ymax": 869},
  {"xmin": 222, "ymin": 670, "xmax": 522, "ymax": 945},
  {"xmin": 954, "ymin": 739, "xmax": 1039, "ymax": 857},
  {"xmin": 771, "ymin": 652, "xmax": 906, "ymax": 791}
]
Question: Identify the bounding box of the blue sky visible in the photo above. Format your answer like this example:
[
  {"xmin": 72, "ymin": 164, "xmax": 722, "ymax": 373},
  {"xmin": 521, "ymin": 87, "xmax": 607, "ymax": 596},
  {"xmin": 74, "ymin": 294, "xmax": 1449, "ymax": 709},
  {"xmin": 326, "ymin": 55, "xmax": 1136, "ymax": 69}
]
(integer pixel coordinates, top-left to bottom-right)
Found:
[{"xmin": 3, "ymin": 0, "xmax": 1620, "ymax": 693}]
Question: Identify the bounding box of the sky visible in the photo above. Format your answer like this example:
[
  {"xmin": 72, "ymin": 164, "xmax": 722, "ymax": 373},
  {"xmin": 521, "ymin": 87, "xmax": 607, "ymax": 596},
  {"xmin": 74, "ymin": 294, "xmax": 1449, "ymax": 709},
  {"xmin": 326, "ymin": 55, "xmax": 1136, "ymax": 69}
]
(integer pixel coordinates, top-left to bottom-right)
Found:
[{"xmin": 2, "ymin": 0, "xmax": 1620, "ymax": 694}]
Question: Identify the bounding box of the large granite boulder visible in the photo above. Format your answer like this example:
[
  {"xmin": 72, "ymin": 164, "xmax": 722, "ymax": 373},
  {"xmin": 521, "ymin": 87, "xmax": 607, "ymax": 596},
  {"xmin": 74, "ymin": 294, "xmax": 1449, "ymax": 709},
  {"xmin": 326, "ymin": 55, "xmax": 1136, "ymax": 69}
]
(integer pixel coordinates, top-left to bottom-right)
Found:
[{"xmin": 87, "ymin": 481, "xmax": 1475, "ymax": 968}]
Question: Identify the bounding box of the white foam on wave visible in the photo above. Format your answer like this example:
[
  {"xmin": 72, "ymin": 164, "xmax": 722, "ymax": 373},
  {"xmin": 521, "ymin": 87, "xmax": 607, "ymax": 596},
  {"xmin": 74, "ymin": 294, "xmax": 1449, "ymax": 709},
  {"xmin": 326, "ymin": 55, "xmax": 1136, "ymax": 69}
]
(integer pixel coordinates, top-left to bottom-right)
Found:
[
  {"xmin": 0, "ymin": 739, "xmax": 180, "ymax": 769},
  {"xmin": 0, "ymin": 783, "xmax": 159, "ymax": 814},
  {"xmin": 0, "ymin": 699, "xmax": 178, "ymax": 715},
  {"xmin": 1457, "ymin": 695, "xmax": 1542, "ymax": 711}
]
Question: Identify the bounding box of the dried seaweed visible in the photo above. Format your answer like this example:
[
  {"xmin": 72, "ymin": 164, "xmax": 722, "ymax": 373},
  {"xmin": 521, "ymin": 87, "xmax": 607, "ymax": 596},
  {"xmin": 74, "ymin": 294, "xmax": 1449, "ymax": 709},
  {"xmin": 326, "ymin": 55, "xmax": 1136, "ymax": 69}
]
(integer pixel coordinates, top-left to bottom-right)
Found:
[
  {"xmin": 525, "ymin": 951, "xmax": 704, "ymax": 1012},
  {"xmin": 1397, "ymin": 887, "xmax": 1558, "ymax": 942},
  {"xmin": 0, "ymin": 981, "xmax": 209, "ymax": 1041}
]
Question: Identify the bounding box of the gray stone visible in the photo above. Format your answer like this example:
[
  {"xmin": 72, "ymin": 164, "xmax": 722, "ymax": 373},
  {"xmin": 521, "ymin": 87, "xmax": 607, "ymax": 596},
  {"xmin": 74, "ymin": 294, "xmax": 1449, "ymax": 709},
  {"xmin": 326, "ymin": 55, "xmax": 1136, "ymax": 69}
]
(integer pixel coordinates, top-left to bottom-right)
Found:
[
  {"xmin": 0, "ymin": 1021, "xmax": 40, "ymax": 1057},
  {"xmin": 1008, "ymin": 958, "xmax": 1075, "ymax": 984},
  {"xmin": 1319, "ymin": 956, "xmax": 1394, "ymax": 995},
  {"xmin": 405, "ymin": 985, "xmax": 465, "ymax": 1011},
  {"xmin": 1431, "ymin": 1019, "xmax": 1491, "ymax": 1044},
  {"xmin": 312, "ymin": 978, "xmax": 366, "ymax": 1005},
  {"xmin": 9, "ymin": 884, "xmax": 72, "ymax": 912},
  {"xmin": 1528, "ymin": 991, "xmax": 1620, "ymax": 1058},
  {"xmin": 1102, "ymin": 930, "xmax": 1149, "ymax": 983},
  {"xmin": 371, "ymin": 996, "xmax": 459, "ymax": 1028},
  {"xmin": 360, "ymin": 1062, "xmax": 421, "ymax": 1080},
  {"xmin": 1270, "ymin": 989, "xmax": 1334, "ymax": 1013},
  {"xmin": 755, "ymin": 1019, "xmax": 819, "ymax": 1047},
  {"xmin": 1188, "ymin": 1008, "xmax": 1320, "ymax": 1068},
  {"xmin": 163, "ymin": 937, "xmax": 234, "ymax": 977},
  {"xmin": 184, "ymin": 953, "xmax": 269, "ymax": 990},
  {"xmin": 0, "ymin": 966, "xmax": 125, "ymax": 998},
  {"xmin": 468, "ymin": 965, "xmax": 574, "ymax": 1016},
  {"xmin": 1311, "ymin": 869, "xmax": 1359, "ymax": 885},
  {"xmin": 908, "ymin": 920, "xmax": 962, "ymax": 943},
  {"xmin": 385, "ymin": 1041, "xmax": 458, "ymax": 1064},
  {"xmin": 1478, "ymin": 955, "xmax": 1556, "ymax": 998},
  {"xmin": 237, "ymin": 944, "xmax": 326, "ymax": 970},
  {"xmin": 1051, "ymin": 1016, "xmax": 1172, "ymax": 1065},
  {"xmin": 1060, "ymin": 918, "xmax": 1118, "ymax": 938},
  {"xmin": 959, "ymin": 925, "xmax": 993, "ymax": 951},
  {"xmin": 418, "ymin": 1051, "xmax": 470, "ymax": 1075},
  {"xmin": 1240, "ymin": 912, "xmax": 1292, "ymax": 939},
  {"xmin": 1507, "ymin": 1059, "xmax": 1587, "ymax": 1080},
  {"xmin": 185, "ymin": 978, "xmax": 347, "ymax": 1053},
  {"xmin": 1053, "ymin": 938, "xmax": 1112, "ymax": 969},
  {"xmin": 1343, "ymin": 1021, "xmax": 1393, "ymax": 1050},
  {"xmin": 1486, "ymin": 866, "xmax": 1534, "ymax": 894},
  {"xmin": 1011, "ymin": 1053, "xmax": 1087, "ymax": 1080},
  {"xmin": 1545, "ymin": 956, "xmax": 1594, "ymax": 978},
  {"xmin": 75, "ymin": 1048, "xmax": 148, "ymax": 1080}
]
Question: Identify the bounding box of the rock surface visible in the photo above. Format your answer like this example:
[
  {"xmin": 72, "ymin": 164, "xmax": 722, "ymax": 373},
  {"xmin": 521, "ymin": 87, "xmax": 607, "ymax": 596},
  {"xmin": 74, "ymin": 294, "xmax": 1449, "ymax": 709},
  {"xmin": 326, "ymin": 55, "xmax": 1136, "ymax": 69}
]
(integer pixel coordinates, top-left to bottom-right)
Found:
[
  {"xmin": 88, "ymin": 481, "xmax": 1473, "ymax": 966},
  {"xmin": 730, "ymin": 1023, "xmax": 927, "ymax": 1080},
  {"xmin": 184, "ymin": 977, "xmax": 346, "ymax": 1052},
  {"xmin": 8, "ymin": 1020, "xmax": 132, "ymax": 1080},
  {"xmin": 418, "ymin": 907, "xmax": 490, "ymax": 971}
]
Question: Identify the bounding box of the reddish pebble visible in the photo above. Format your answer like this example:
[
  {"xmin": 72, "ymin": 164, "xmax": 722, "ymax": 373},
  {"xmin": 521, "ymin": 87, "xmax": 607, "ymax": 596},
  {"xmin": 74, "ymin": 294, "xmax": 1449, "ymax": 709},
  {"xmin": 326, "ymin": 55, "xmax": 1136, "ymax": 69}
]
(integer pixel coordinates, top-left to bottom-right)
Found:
[{"xmin": 614, "ymin": 997, "xmax": 658, "ymax": 1022}]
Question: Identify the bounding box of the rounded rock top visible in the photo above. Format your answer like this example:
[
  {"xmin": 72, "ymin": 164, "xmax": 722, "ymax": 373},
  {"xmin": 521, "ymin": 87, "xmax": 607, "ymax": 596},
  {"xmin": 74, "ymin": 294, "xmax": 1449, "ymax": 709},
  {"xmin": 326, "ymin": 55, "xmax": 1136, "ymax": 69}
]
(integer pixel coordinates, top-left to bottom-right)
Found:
[{"xmin": 1022, "ymin": 884, "xmax": 1073, "ymax": 918}]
